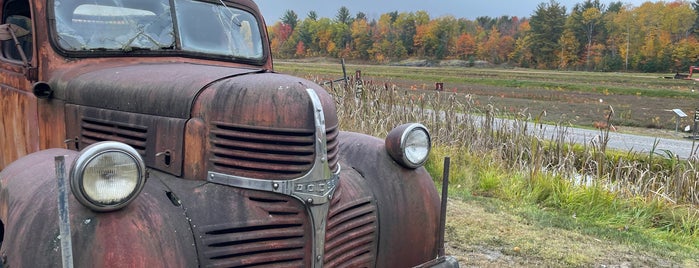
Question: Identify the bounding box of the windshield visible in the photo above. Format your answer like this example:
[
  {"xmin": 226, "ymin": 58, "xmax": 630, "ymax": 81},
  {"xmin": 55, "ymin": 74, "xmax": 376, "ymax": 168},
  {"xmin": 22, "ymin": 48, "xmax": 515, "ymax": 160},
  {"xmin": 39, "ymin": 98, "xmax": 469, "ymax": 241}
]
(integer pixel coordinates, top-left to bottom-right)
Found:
[{"xmin": 53, "ymin": 0, "xmax": 264, "ymax": 60}]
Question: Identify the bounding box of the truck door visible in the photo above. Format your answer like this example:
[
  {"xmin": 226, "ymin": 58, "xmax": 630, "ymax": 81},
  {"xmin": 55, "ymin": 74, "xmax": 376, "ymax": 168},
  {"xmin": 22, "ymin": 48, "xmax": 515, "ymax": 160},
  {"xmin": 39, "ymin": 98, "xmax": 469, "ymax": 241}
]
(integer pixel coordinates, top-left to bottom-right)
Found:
[{"xmin": 0, "ymin": 0, "xmax": 38, "ymax": 170}]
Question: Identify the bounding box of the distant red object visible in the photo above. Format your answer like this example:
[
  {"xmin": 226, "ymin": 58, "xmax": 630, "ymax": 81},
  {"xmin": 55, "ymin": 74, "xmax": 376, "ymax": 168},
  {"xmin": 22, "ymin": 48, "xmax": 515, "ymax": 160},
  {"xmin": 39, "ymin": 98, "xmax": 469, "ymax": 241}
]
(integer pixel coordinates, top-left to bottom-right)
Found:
[{"xmin": 674, "ymin": 66, "xmax": 699, "ymax": 81}]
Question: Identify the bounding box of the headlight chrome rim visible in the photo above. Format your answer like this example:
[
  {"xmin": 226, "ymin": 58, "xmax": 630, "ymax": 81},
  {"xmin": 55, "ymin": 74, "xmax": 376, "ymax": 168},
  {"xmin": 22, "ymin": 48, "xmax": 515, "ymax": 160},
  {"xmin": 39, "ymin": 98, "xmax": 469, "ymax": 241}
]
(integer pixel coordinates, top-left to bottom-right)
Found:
[
  {"xmin": 70, "ymin": 141, "xmax": 146, "ymax": 212},
  {"xmin": 385, "ymin": 123, "xmax": 432, "ymax": 169},
  {"xmin": 401, "ymin": 124, "xmax": 431, "ymax": 167}
]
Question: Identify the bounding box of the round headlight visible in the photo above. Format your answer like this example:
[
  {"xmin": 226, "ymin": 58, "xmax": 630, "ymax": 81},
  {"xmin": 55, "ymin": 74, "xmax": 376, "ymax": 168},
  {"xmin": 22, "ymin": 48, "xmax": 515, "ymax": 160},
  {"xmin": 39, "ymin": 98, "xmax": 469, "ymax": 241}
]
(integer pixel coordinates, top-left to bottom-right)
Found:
[
  {"xmin": 70, "ymin": 142, "xmax": 146, "ymax": 212},
  {"xmin": 385, "ymin": 123, "xmax": 432, "ymax": 169}
]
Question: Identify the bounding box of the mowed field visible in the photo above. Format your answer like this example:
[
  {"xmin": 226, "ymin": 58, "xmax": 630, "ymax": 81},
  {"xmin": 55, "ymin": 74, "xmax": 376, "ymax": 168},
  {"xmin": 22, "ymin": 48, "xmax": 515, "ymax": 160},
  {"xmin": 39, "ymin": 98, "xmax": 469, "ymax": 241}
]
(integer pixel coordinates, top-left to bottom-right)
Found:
[{"xmin": 276, "ymin": 60, "xmax": 699, "ymax": 134}]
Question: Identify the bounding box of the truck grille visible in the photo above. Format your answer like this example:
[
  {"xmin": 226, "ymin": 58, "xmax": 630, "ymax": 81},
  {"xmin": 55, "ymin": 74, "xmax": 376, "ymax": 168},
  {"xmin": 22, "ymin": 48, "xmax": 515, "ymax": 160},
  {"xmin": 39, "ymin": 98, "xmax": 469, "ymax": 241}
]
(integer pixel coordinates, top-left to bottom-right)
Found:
[
  {"xmin": 200, "ymin": 195, "xmax": 308, "ymax": 268},
  {"xmin": 210, "ymin": 122, "xmax": 339, "ymax": 180},
  {"xmin": 80, "ymin": 117, "xmax": 148, "ymax": 155},
  {"xmin": 197, "ymin": 183, "xmax": 378, "ymax": 268}
]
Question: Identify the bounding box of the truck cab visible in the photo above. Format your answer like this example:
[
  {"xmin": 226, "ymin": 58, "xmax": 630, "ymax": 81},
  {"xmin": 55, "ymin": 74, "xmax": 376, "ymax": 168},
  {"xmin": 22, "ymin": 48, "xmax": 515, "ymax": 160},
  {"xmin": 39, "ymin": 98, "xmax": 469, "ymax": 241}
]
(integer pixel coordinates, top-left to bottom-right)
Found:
[{"xmin": 0, "ymin": 0, "xmax": 458, "ymax": 267}]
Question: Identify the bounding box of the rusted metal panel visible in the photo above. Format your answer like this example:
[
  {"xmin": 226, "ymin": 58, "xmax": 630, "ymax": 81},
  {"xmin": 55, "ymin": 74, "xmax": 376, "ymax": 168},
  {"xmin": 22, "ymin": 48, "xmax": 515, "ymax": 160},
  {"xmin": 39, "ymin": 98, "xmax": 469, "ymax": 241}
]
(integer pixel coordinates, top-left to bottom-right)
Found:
[
  {"xmin": 203, "ymin": 72, "xmax": 338, "ymax": 129},
  {"xmin": 183, "ymin": 117, "xmax": 207, "ymax": 180},
  {"xmin": 0, "ymin": 84, "xmax": 38, "ymax": 169},
  {"xmin": 0, "ymin": 149, "xmax": 198, "ymax": 267},
  {"xmin": 64, "ymin": 104, "xmax": 186, "ymax": 176},
  {"xmin": 57, "ymin": 63, "xmax": 261, "ymax": 119},
  {"xmin": 38, "ymin": 98, "xmax": 67, "ymax": 150},
  {"xmin": 0, "ymin": 0, "xmax": 40, "ymax": 170}
]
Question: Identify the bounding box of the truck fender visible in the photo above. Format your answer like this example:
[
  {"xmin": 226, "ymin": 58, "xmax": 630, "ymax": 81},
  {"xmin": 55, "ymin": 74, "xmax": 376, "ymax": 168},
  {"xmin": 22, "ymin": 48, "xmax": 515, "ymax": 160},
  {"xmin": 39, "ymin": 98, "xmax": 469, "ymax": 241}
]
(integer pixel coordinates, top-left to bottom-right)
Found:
[
  {"xmin": 0, "ymin": 148, "xmax": 197, "ymax": 267},
  {"xmin": 338, "ymin": 131, "xmax": 441, "ymax": 267}
]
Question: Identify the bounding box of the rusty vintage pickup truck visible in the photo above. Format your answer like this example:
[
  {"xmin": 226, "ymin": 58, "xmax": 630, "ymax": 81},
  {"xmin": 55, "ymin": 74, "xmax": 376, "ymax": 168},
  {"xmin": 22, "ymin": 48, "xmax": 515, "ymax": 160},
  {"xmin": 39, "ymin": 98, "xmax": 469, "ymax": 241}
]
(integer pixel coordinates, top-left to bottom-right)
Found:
[{"xmin": 0, "ymin": 0, "xmax": 458, "ymax": 267}]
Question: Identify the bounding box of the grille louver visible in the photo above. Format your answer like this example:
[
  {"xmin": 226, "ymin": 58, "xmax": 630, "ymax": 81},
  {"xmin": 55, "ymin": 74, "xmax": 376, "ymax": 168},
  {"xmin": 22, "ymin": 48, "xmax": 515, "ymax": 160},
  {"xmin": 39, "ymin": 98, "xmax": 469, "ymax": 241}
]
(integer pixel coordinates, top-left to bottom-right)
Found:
[
  {"xmin": 80, "ymin": 117, "xmax": 148, "ymax": 155},
  {"xmin": 325, "ymin": 125, "xmax": 340, "ymax": 172},
  {"xmin": 324, "ymin": 188, "xmax": 378, "ymax": 267},
  {"xmin": 210, "ymin": 122, "xmax": 339, "ymax": 180},
  {"xmin": 200, "ymin": 195, "xmax": 308, "ymax": 268}
]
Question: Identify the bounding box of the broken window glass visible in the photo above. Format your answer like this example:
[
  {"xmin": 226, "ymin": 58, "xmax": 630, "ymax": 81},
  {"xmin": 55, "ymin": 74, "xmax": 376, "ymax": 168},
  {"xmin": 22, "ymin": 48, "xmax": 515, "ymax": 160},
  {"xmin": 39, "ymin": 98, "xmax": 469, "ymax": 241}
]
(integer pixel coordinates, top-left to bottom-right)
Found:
[{"xmin": 53, "ymin": 0, "xmax": 264, "ymax": 60}]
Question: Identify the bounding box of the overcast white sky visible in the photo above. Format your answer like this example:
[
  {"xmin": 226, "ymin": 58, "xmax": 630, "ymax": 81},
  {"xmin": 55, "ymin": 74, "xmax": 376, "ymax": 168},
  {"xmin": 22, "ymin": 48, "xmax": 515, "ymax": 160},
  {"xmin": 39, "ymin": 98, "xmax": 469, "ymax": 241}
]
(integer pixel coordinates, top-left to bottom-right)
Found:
[{"xmin": 256, "ymin": 0, "xmax": 654, "ymax": 23}]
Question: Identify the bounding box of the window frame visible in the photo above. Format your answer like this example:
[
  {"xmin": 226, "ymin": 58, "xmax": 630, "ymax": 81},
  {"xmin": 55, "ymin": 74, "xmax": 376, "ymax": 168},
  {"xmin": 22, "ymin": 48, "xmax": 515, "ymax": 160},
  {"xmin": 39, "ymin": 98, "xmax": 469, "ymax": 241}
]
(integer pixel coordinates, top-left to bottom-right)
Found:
[{"xmin": 46, "ymin": 0, "xmax": 268, "ymax": 66}]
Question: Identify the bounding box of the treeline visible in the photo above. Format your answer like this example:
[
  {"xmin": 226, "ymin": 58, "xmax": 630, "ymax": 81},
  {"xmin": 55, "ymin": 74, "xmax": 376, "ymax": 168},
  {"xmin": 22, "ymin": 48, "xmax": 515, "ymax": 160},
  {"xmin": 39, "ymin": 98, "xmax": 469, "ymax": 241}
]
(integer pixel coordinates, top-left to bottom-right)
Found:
[{"xmin": 267, "ymin": 0, "xmax": 699, "ymax": 73}]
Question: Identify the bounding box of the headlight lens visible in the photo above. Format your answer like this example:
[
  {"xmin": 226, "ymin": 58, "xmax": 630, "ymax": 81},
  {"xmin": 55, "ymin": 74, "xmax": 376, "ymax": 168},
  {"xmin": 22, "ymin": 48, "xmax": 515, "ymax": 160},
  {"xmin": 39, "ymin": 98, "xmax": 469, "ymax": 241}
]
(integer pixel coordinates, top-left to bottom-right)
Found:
[
  {"xmin": 70, "ymin": 142, "xmax": 146, "ymax": 212},
  {"xmin": 385, "ymin": 123, "xmax": 431, "ymax": 169},
  {"xmin": 404, "ymin": 127, "xmax": 430, "ymax": 165}
]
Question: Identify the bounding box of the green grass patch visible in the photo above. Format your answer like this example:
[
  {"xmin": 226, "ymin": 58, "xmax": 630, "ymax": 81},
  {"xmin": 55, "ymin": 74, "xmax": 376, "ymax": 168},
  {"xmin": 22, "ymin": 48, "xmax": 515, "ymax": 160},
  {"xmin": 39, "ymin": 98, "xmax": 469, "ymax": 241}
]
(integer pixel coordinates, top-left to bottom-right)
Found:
[{"xmin": 427, "ymin": 145, "xmax": 699, "ymax": 264}]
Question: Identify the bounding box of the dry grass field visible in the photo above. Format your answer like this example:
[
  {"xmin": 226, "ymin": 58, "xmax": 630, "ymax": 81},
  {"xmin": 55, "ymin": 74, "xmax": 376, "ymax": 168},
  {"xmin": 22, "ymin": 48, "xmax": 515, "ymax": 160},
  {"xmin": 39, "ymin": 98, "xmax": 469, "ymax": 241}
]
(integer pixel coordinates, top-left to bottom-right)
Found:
[{"xmin": 278, "ymin": 59, "xmax": 699, "ymax": 132}]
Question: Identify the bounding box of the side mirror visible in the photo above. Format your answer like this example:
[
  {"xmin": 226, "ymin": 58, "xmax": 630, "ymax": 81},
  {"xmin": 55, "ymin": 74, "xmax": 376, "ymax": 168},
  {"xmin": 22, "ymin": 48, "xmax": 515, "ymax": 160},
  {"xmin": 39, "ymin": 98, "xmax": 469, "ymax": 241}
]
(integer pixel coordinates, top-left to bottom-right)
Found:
[
  {"xmin": 0, "ymin": 23, "xmax": 30, "ymax": 41},
  {"xmin": 0, "ymin": 23, "xmax": 34, "ymax": 77}
]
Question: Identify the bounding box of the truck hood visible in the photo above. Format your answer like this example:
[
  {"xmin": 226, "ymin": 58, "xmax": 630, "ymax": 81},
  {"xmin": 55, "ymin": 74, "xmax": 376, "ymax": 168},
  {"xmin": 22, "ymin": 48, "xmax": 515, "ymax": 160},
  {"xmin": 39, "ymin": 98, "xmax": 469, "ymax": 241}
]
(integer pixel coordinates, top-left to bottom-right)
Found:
[{"xmin": 56, "ymin": 62, "xmax": 263, "ymax": 118}]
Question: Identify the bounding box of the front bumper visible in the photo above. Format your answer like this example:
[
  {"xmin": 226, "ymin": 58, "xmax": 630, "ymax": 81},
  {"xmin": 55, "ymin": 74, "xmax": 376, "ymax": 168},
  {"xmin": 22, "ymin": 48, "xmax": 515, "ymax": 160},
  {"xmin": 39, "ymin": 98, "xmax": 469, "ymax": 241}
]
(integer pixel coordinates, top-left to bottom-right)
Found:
[{"xmin": 414, "ymin": 256, "xmax": 460, "ymax": 268}]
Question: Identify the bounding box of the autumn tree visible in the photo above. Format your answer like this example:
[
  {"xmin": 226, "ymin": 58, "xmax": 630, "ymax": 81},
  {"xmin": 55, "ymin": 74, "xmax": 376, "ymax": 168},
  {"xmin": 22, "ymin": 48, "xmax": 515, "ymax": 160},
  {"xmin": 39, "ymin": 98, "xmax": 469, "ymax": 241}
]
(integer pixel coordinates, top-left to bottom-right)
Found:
[
  {"xmin": 662, "ymin": 1, "xmax": 696, "ymax": 42},
  {"xmin": 268, "ymin": 22, "xmax": 293, "ymax": 57},
  {"xmin": 454, "ymin": 33, "xmax": 476, "ymax": 60},
  {"xmin": 307, "ymin": 11, "xmax": 318, "ymax": 21},
  {"xmin": 693, "ymin": 0, "xmax": 699, "ymax": 35},
  {"xmin": 356, "ymin": 12, "xmax": 367, "ymax": 21},
  {"xmin": 281, "ymin": 10, "xmax": 298, "ymax": 31},
  {"xmin": 393, "ymin": 12, "xmax": 417, "ymax": 56},
  {"xmin": 581, "ymin": 7, "xmax": 602, "ymax": 69},
  {"xmin": 335, "ymin": 6, "xmax": 353, "ymax": 25},
  {"xmin": 414, "ymin": 21, "xmax": 437, "ymax": 59},
  {"xmin": 478, "ymin": 26, "xmax": 502, "ymax": 63},
  {"xmin": 510, "ymin": 34, "xmax": 535, "ymax": 67},
  {"xmin": 370, "ymin": 13, "xmax": 407, "ymax": 62},
  {"xmin": 672, "ymin": 37, "xmax": 699, "ymax": 71},
  {"xmin": 558, "ymin": 28, "xmax": 580, "ymax": 69},
  {"xmin": 350, "ymin": 17, "xmax": 372, "ymax": 60},
  {"xmin": 562, "ymin": 0, "xmax": 606, "ymax": 70},
  {"xmin": 263, "ymin": 1, "xmax": 697, "ymax": 72},
  {"xmin": 529, "ymin": 0, "xmax": 567, "ymax": 68}
]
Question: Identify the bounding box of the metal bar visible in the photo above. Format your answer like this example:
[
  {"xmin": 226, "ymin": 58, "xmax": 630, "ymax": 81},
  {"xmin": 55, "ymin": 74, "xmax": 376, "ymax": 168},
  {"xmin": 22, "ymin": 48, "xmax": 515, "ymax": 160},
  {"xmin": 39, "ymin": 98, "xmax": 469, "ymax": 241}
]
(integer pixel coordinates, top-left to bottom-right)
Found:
[
  {"xmin": 341, "ymin": 58, "xmax": 348, "ymax": 87},
  {"xmin": 437, "ymin": 157, "xmax": 450, "ymax": 257},
  {"xmin": 5, "ymin": 26, "xmax": 29, "ymax": 64},
  {"xmin": 55, "ymin": 156, "xmax": 74, "ymax": 268}
]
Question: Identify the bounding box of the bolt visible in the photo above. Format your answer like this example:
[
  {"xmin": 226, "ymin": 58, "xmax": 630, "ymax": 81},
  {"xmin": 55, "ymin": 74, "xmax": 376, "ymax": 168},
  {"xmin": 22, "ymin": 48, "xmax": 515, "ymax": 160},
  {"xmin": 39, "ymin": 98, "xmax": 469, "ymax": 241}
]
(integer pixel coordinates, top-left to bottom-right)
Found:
[
  {"xmin": 306, "ymin": 198, "xmax": 314, "ymax": 204},
  {"xmin": 273, "ymin": 183, "xmax": 279, "ymax": 189}
]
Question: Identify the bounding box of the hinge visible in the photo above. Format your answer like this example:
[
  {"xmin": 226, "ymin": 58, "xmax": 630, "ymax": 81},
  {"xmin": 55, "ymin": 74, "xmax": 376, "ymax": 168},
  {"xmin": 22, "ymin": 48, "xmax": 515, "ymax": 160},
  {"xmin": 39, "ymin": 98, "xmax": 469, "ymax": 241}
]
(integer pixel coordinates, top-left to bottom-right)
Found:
[{"xmin": 25, "ymin": 66, "xmax": 38, "ymax": 82}]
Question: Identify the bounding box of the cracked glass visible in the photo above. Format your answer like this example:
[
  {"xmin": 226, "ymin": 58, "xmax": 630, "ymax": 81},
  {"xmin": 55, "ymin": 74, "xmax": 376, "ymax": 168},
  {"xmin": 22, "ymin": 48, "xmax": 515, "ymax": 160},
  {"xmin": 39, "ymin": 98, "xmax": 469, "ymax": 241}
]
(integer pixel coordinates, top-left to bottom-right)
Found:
[{"xmin": 54, "ymin": 0, "xmax": 263, "ymax": 60}]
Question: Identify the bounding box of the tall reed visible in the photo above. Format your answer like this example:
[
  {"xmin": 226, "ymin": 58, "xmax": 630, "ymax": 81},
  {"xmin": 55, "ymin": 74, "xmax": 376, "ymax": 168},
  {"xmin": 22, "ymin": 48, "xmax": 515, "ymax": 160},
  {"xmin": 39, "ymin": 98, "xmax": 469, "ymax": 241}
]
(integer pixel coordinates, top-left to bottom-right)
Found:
[{"xmin": 325, "ymin": 80, "xmax": 699, "ymax": 206}]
